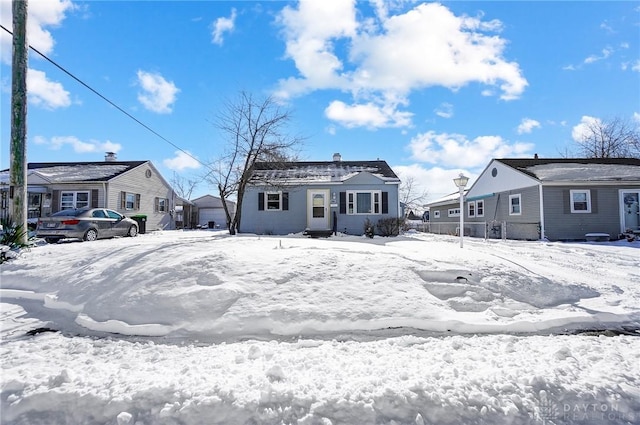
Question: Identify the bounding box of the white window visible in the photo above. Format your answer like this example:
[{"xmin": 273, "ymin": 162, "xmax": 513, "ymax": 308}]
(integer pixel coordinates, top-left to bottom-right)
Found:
[
  {"xmin": 570, "ymin": 190, "xmax": 591, "ymax": 213},
  {"xmin": 155, "ymin": 197, "xmax": 169, "ymax": 213},
  {"xmin": 61, "ymin": 191, "xmax": 89, "ymax": 209},
  {"xmin": 448, "ymin": 208, "xmax": 460, "ymax": 217},
  {"xmin": 125, "ymin": 193, "xmax": 136, "ymax": 210},
  {"xmin": 476, "ymin": 200, "xmax": 484, "ymax": 217},
  {"xmin": 433, "ymin": 210, "xmax": 441, "ymax": 219},
  {"xmin": 346, "ymin": 190, "xmax": 381, "ymax": 215},
  {"xmin": 468, "ymin": 202, "xmax": 476, "ymax": 218},
  {"xmin": 509, "ymin": 194, "xmax": 522, "ymax": 215},
  {"xmin": 266, "ymin": 192, "xmax": 282, "ymax": 210}
]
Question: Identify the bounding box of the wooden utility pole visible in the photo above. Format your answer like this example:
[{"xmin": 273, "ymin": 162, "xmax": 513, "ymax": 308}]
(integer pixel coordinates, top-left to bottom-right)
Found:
[{"xmin": 10, "ymin": 0, "xmax": 28, "ymax": 244}]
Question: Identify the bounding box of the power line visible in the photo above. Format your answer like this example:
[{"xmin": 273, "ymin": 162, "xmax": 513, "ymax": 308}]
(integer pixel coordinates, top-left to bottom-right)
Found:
[{"xmin": 0, "ymin": 24, "xmax": 210, "ymax": 171}]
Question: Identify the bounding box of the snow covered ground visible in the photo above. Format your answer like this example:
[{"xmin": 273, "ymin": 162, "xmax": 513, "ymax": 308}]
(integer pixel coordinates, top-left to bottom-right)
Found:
[{"xmin": 1, "ymin": 231, "xmax": 639, "ymax": 424}]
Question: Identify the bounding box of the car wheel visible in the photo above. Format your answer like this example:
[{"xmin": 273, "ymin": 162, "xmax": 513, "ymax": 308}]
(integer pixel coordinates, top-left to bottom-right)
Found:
[
  {"xmin": 45, "ymin": 237, "xmax": 59, "ymax": 244},
  {"xmin": 84, "ymin": 228, "xmax": 98, "ymax": 241},
  {"xmin": 127, "ymin": 225, "xmax": 138, "ymax": 237}
]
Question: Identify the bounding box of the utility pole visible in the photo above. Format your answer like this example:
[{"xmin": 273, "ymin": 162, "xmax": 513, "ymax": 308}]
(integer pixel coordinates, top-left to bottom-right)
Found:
[{"xmin": 10, "ymin": 0, "xmax": 28, "ymax": 244}]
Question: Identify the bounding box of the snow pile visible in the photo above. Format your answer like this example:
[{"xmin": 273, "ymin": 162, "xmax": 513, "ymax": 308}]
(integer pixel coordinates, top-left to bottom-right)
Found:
[{"xmin": 1, "ymin": 231, "xmax": 639, "ymax": 424}]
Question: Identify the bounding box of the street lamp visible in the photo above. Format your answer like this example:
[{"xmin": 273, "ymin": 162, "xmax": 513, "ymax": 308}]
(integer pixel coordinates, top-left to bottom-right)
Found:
[{"xmin": 453, "ymin": 173, "xmax": 469, "ymax": 248}]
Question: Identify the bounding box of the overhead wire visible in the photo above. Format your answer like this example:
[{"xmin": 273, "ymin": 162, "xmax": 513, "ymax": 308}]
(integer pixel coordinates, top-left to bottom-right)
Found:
[{"xmin": 0, "ymin": 24, "xmax": 211, "ymax": 171}]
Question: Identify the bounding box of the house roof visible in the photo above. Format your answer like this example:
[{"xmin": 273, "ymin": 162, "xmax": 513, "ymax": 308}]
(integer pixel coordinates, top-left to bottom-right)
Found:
[
  {"xmin": 249, "ymin": 160, "xmax": 400, "ymax": 184},
  {"xmin": 496, "ymin": 158, "xmax": 640, "ymax": 182},
  {"xmin": 0, "ymin": 161, "xmax": 148, "ymax": 185}
]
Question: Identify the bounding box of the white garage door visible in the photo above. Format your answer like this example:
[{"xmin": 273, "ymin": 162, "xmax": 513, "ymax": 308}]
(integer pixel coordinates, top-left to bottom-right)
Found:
[{"xmin": 199, "ymin": 208, "xmax": 227, "ymax": 228}]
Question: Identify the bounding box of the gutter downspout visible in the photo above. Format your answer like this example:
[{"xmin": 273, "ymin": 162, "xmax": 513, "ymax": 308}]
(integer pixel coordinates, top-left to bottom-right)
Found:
[
  {"xmin": 538, "ymin": 183, "xmax": 546, "ymax": 240},
  {"xmin": 102, "ymin": 182, "xmax": 108, "ymax": 208}
]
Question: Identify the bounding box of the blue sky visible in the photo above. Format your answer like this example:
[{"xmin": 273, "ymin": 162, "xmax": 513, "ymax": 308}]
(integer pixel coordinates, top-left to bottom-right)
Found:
[{"xmin": 1, "ymin": 0, "xmax": 639, "ymax": 202}]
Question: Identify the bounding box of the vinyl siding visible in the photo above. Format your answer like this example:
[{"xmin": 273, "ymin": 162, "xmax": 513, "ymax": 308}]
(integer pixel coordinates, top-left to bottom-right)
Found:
[
  {"xmin": 109, "ymin": 163, "xmax": 175, "ymax": 231},
  {"xmin": 240, "ymin": 183, "xmax": 400, "ymax": 235},
  {"xmin": 542, "ymin": 186, "xmax": 621, "ymax": 241}
]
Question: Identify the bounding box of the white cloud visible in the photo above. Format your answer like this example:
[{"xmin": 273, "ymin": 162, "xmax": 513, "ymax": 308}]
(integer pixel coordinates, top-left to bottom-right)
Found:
[
  {"xmin": 632, "ymin": 60, "xmax": 640, "ymax": 72},
  {"xmin": 34, "ymin": 135, "xmax": 121, "ymax": 154},
  {"xmin": 571, "ymin": 116, "xmax": 601, "ymax": 142},
  {"xmin": 324, "ymin": 100, "xmax": 412, "ymax": 128},
  {"xmin": 517, "ymin": 118, "xmax": 541, "ymax": 134},
  {"xmin": 434, "ymin": 103, "xmax": 454, "ymax": 119},
  {"xmin": 633, "ymin": 112, "xmax": 640, "ymax": 123},
  {"xmin": 393, "ymin": 163, "xmax": 474, "ymax": 203},
  {"xmin": 136, "ymin": 70, "xmax": 180, "ymax": 114},
  {"xmin": 584, "ymin": 47, "xmax": 613, "ymax": 64},
  {"xmin": 408, "ymin": 130, "xmax": 533, "ymax": 168},
  {"xmin": 27, "ymin": 68, "xmax": 71, "ymax": 109},
  {"xmin": 163, "ymin": 151, "xmax": 201, "ymax": 171},
  {"xmin": 276, "ymin": 2, "xmax": 527, "ymax": 129},
  {"xmin": 211, "ymin": 8, "xmax": 237, "ymax": 45},
  {"xmin": 1, "ymin": 0, "xmax": 75, "ymax": 64}
]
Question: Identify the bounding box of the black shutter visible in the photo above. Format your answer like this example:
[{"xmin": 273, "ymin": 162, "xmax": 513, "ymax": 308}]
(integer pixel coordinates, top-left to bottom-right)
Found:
[
  {"xmin": 382, "ymin": 192, "xmax": 389, "ymax": 214},
  {"xmin": 339, "ymin": 192, "xmax": 346, "ymax": 214},
  {"xmin": 282, "ymin": 192, "xmax": 289, "ymax": 211},
  {"xmin": 591, "ymin": 190, "xmax": 597, "ymax": 214},
  {"xmin": 120, "ymin": 191, "xmax": 126, "ymax": 210},
  {"xmin": 91, "ymin": 189, "xmax": 99, "ymax": 208},
  {"xmin": 562, "ymin": 190, "xmax": 570, "ymax": 214},
  {"xmin": 52, "ymin": 190, "xmax": 60, "ymax": 213},
  {"xmin": 135, "ymin": 194, "xmax": 141, "ymax": 210},
  {"xmin": 258, "ymin": 192, "xmax": 264, "ymax": 210}
]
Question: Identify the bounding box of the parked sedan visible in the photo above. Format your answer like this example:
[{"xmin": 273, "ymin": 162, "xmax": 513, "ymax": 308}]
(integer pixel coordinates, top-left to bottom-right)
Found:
[{"xmin": 37, "ymin": 208, "xmax": 138, "ymax": 243}]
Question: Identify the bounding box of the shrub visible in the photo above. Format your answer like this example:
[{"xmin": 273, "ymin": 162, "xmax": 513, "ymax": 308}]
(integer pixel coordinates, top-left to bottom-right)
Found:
[
  {"xmin": 363, "ymin": 218, "xmax": 375, "ymax": 238},
  {"xmin": 376, "ymin": 217, "xmax": 404, "ymax": 237},
  {"xmin": 0, "ymin": 216, "xmax": 30, "ymax": 263}
]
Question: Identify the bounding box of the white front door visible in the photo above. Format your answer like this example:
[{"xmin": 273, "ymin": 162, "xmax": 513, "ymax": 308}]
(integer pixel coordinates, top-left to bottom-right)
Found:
[
  {"xmin": 620, "ymin": 190, "xmax": 640, "ymax": 233},
  {"xmin": 307, "ymin": 189, "xmax": 330, "ymax": 230}
]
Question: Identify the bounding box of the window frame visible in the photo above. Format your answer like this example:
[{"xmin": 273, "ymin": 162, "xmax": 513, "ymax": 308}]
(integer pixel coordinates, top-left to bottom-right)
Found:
[
  {"xmin": 266, "ymin": 191, "xmax": 283, "ymax": 211},
  {"xmin": 433, "ymin": 210, "xmax": 441, "ymax": 219},
  {"xmin": 346, "ymin": 190, "xmax": 382, "ymax": 215},
  {"xmin": 509, "ymin": 194, "xmax": 522, "ymax": 216},
  {"xmin": 448, "ymin": 208, "xmax": 460, "ymax": 217},
  {"xmin": 125, "ymin": 193, "xmax": 136, "ymax": 210},
  {"xmin": 155, "ymin": 197, "xmax": 169, "ymax": 213},
  {"xmin": 61, "ymin": 191, "xmax": 90, "ymax": 210},
  {"xmin": 468, "ymin": 202, "xmax": 476, "ymax": 218},
  {"xmin": 476, "ymin": 200, "xmax": 484, "ymax": 217},
  {"xmin": 570, "ymin": 189, "xmax": 591, "ymax": 213}
]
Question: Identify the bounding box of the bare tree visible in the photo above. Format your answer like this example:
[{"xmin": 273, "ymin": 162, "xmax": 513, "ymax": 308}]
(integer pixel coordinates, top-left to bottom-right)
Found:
[
  {"xmin": 205, "ymin": 91, "xmax": 303, "ymax": 234},
  {"xmin": 573, "ymin": 116, "xmax": 640, "ymax": 159},
  {"xmin": 399, "ymin": 176, "xmax": 429, "ymax": 216},
  {"xmin": 170, "ymin": 172, "xmax": 199, "ymax": 200}
]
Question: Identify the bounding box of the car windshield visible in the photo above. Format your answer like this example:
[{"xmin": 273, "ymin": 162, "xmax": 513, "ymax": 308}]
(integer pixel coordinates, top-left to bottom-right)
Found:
[{"xmin": 51, "ymin": 209, "xmax": 86, "ymax": 217}]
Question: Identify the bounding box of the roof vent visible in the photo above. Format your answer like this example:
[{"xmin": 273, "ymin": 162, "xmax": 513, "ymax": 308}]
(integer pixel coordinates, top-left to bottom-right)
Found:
[
  {"xmin": 332, "ymin": 153, "xmax": 342, "ymax": 162},
  {"xmin": 105, "ymin": 152, "xmax": 117, "ymax": 162}
]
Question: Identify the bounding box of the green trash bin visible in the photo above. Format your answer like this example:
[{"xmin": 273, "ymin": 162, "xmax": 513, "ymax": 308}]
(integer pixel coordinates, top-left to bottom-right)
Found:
[{"xmin": 131, "ymin": 214, "xmax": 147, "ymax": 234}]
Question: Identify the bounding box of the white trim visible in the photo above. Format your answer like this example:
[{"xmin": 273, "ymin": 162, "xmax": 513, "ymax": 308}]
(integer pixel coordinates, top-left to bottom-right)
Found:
[
  {"xmin": 509, "ymin": 194, "xmax": 522, "ymax": 215},
  {"xmin": 569, "ymin": 189, "xmax": 591, "ymax": 213},
  {"xmin": 538, "ymin": 184, "xmax": 546, "ymax": 240},
  {"xmin": 265, "ymin": 191, "xmax": 283, "ymax": 211},
  {"xmin": 619, "ymin": 189, "xmax": 640, "ymax": 233},
  {"xmin": 476, "ymin": 200, "xmax": 485, "ymax": 218},
  {"xmin": 346, "ymin": 190, "xmax": 382, "ymax": 215}
]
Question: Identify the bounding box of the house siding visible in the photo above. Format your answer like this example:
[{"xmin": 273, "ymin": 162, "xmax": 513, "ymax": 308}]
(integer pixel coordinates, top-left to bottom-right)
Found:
[
  {"xmin": 240, "ymin": 183, "xmax": 400, "ymax": 235},
  {"xmin": 543, "ymin": 186, "xmax": 621, "ymax": 241},
  {"xmin": 44, "ymin": 184, "xmax": 106, "ymax": 216},
  {"xmin": 109, "ymin": 163, "xmax": 175, "ymax": 231}
]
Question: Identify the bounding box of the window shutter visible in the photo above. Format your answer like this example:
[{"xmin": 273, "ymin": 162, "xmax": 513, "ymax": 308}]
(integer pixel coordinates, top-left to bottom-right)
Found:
[
  {"xmin": 91, "ymin": 189, "xmax": 99, "ymax": 208},
  {"xmin": 591, "ymin": 190, "xmax": 598, "ymax": 214},
  {"xmin": 282, "ymin": 192, "xmax": 289, "ymax": 211},
  {"xmin": 135, "ymin": 194, "xmax": 141, "ymax": 210},
  {"xmin": 562, "ymin": 190, "xmax": 570, "ymax": 214},
  {"xmin": 339, "ymin": 192, "xmax": 346, "ymax": 214},
  {"xmin": 120, "ymin": 191, "xmax": 126, "ymax": 210},
  {"xmin": 258, "ymin": 192, "xmax": 264, "ymax": 211},
  {"xmin": 52, "ymin": 190, "xmax": 60, "ymax": 213},
  {"xmin": 154, "ymin": 197, "xmax": 159, "ymax": 213},
  {"xmin": 382, "ymin": 192, "xmax": 389, "ymax": 214}
]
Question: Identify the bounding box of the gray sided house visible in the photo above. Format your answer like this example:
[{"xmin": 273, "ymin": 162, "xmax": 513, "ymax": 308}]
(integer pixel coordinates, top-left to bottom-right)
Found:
[
  {"xmin": 0, "ymin": 157, "xmax": 178, "ymax": 232},
  {"xmin": 428, "ymin": 158, "xmax": 640, "ymax": 241},
  {"xmin": 239, "ymin": 155, "xmax": 402, "ymax": 236}
]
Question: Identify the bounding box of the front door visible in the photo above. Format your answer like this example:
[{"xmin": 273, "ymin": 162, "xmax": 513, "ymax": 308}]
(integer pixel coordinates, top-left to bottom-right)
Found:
[
  {"xmin": 307, "ymin": 189, "xmax": 330, "ymax": 230},
  {"xmin": 621, "ymin": 190, "xmax": 640, "ymax": 233}
]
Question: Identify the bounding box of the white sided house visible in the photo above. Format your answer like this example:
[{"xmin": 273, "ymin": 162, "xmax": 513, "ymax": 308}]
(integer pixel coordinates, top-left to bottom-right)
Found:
[
  {"xmin": 428, "ymin": 157, "xmax": 640, "ymax": 241},
  {"xmin": 240, "ymin": 154, "xmax": 402, "ymax": 236},
  {"xmin": 0, "ymin": 154, "xmax": 178, "ymax": 232}
]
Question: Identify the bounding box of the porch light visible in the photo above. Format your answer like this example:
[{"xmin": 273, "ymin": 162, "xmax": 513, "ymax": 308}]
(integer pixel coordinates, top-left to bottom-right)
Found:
[{"xmin": 453, "ymin": 173, "xmax": 469, "ymax": 248}]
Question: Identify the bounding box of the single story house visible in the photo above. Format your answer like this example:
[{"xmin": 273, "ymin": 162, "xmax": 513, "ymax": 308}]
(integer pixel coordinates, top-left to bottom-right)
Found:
[
  {"xmin": 239, "ymin": 153, "xmax": 402, "ymax": 236},
  {"xmin": 427, "ymin": 157, "xmax": 640, "ymax": 241},
  {"xmin": 191, "ymin": 194, "xmax": 236, "ymax": 229},
  {"xmin": 0, "ymin": 154, "xmax": 179, "ymax": 232}
]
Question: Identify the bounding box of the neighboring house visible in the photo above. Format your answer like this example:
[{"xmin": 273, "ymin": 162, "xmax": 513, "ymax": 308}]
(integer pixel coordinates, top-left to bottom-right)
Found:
[
  {"xmin": 0, "ymin": 154, "xmax": 178, "ymax": 232},
  {"xmin": 191, "ymin": 194, "xmax": 236, "ymax": 229},
  {"xmin": 239, "ymin": 154, "xmax": 402, "ymax": 236},
  {"xmin": 427, "ymin": 157, "xmax": 640, "ymax": 241}
]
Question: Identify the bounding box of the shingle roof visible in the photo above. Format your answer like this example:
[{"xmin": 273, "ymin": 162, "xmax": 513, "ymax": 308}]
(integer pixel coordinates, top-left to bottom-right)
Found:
[
  {"xmin": 249, "ymin": 160, "xmax": 400, "ymax": 184},
  {"xmin": 26, "ymin": 161, "xmax": 147, "ymax": 183},
  {"xmin": 497, "ymin": 158, "xmax": 640, "ymax": 182}
]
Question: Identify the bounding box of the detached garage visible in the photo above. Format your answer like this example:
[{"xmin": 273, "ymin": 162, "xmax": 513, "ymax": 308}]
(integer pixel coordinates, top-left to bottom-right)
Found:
[{"xmin": 192, "ymin": 195, "xmax": 236, "ymax": 229}]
